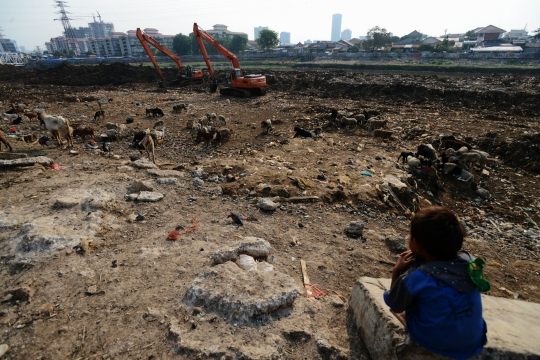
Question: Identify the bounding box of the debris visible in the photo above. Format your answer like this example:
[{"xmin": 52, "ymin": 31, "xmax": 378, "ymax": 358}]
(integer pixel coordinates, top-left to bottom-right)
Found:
[
  {"xmin": 227, "ymin": 212, "xmax": 243, "ymax": 227},
  {"xmin": 167, "ymin": 218, "xmax": 198, "ymax": 241},
  {"xmin": 344, "ymin": 221, "xmax": 365, "ymax": 237},
  {"xmin": 257, "ymin": 198, "xmax": 278, "ymax": 211},
  {"xmin": 361, "ymin": 170, "xmax": 373, "ymax": 177}
]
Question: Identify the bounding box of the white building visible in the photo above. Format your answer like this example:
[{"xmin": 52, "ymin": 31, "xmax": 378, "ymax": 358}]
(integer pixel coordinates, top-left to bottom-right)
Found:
[
  {"xmin": 331, "ymin": 14, "xmax": 342, "ymax": 42},
  {"xmin": 341, "ymin": 29, "xmax": 352, "ymax": 40},
  {"xmin": 254, "ymin": 26, "xmax": 268, "ymax": 40},
  {"xmin": 205, "ymin": 24, "xmax": 248, "ymax": 39},
  {"xmin": 280, "ymin": 32, "xmax": 291, "ymax": 45}
]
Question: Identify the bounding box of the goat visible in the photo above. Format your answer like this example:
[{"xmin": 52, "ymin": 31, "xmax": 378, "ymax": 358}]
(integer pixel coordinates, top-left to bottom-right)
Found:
[
  {"xmin": 342, "ymin": 117, "xmax": 357, "ymax": 128},
  {"xmin": 153, "ymin": 108, "xmax": 164, "ymax": 118},
  {"xmin": 94, "ymin": 110, "xmax": 105, "ymax": 121},
  {"xmin": 145, "ymin": 108, "xmax": 154, "ymax": 117},
  {"xmin": 440, "ymin": 138, "xmax": 472, "ymax": 151},
  {"xmin": 37, "ymin": 111, "xmax": 74, "ymax": 147},
  {"xmin": 443, "ymin": 163, "xmax": 474, "ymax": 183},
  {"xmin": 417, "ymin": 144, "xmax": 438, "ymax": 161},
  {"xmin": 72, "ymin": 127, "xmax": 94, "ymax": 140},
  {"xmin": 6, "ymin": 104, "xmax": 24, "ymax": 115},
  {"xmin": 153, "ymin": 120, "xmax": 164, "ymax": 129},
  {"xmin": 85, "ymin": 103, "xmax": 95, "ymax": 109},
  {"xmin": 150, "ymin": 127, "xmax": 165, "ymax": 144},
  {"xmin": 0, "ymin": 130, "xmax": 13, "ymax": 152},
  {"xmin": 197, "ymin": 130, "xmax": 220, "ymax": 146},
  {"xmin": 407, "ymin": 156, "xmax": 422, "ymax": 168},
  {"xmin": 105, "ymin": 129, "xmax": 118, "ymax": 141},
  {"xmin": 397, "ymin": 151, "xmax": 416, "ymax": 164},
  {"xmin": 3, "ymin": 113, "xmax": 18, "ymax": 120},
  {"xmin": 355, "ymin": 114, "xmax": 366, "ymax": 125},
  {"xmin": 261, "ymin": 119, "xmax": 273, "ymax": 134},
  {"xmin": 191, "ymin": 123, "xmax": 204, "ymax": 137},
  {"xmin": 437, "ymin": 135, "xmax": 456, "ymax": 149},
  {"xmin": 173, "ymin": 104, "xmax": 188, "ymax": 112},
  {"xmin": 138, "ymin": 131, "xmax": 156, "ymax": 163},
  {"xmin": 126, "ymin": 117, "xmax": 134, "ymax": 124},
  {"xmin": 449, "ymin": 152, "xmax": 481, "ymax": 170},
  {"xmin": 219, "ymin": 128, "xmax": 234, "ymax": 141},
  {"xmin": 293, "ymin": 126, "xmax": 317, "ymax": 138},
  {"xmin": 373, "ymin": 129, "xmax": 393, "ymax": 139},
  {"xmin": 23, "ymin": 111, "xmax": 39, "ymax": 122},
  {"xmin": 23, "ymin": 134, "xmax": 37, "ymax": 143},
  {"xmin": 131, "ymin": 131, "xmax": 146, "ymax": 147},
  {"xmin": 12, "ymin": 116, "xmax": 23, "ymax": 125},
  {"xmin": 218, "ymin": 115, "xmax": 227, "ymax": 125},
  {"xmin": 366, "ymin": 118, "xmax": 388, "ymax": 132},
  {"xmin": 206, "ymin": 113, "xmax": 217, "ymax": 122}
]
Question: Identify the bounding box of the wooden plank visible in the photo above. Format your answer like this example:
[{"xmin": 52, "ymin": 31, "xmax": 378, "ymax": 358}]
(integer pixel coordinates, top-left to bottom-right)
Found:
[{"xmin": 300, "ymin": 259, "xmax": 312, "ymax": 296}]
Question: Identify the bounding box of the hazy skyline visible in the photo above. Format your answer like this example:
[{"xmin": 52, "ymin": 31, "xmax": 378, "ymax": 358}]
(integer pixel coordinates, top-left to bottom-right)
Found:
[{"xmin": 2, "ymin": 0, "xmax": 539, "ymax": 51}]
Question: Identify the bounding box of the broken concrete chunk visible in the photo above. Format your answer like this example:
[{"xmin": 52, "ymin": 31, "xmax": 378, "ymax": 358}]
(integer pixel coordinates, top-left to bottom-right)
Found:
[
  {"xmin": 213, "ymin": 237, "xmax": 272, "ymax": 264},
  {"xmin": 54, "ymin": 197, "xmax": 79, "ymax": 209},
  {"xmin": 127, "ymin": 180, "xmax": 154, "ymax": 194},
  {"xmin": 131, "ymin": 158, "xmax": 158, "ymax": 169},
  {"xmin": 344, "ymin": 221, "xmax": 365, "ymax": 236},
  {"xmin": 137, "ymin": 191, "xmax": 164, "ymax": 202},
  {"xmin": 156, "ymin": 177, "xmax": 178, "ymax": 185},
  {"xmin": 385, "ymin": 236, "xmax": 408, "ymax": 254},
  {"xmin": 147, "ymin": 169, "xmax": 183, "ymax": 177},
  {"xmin": 193, "ymin": 177, "xmax": 204, "ymax": 187},
  {"xmin": 257, "ymin": 198, "xmax": 277, "ymax": 211}
]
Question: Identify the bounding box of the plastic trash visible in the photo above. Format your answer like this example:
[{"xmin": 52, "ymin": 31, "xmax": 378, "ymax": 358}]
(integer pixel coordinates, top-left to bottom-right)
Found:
[
  {"xmin": 237, "ymin": 254, "xmax": 257, "ymax": 271},
  {"xmin": 360, "ymin": 170, "xmax": 373, "ymax": 177}
]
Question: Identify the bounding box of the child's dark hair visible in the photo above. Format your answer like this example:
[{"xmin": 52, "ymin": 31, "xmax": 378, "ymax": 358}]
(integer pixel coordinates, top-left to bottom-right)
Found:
[{"xmin": 411, "ymin": 206, "xmax": 466, "ymax": 260}]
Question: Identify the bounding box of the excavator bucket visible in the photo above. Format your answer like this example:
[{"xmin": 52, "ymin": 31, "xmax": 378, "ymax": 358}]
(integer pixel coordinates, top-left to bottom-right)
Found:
[{"xmin": 210, "ymin": 82, "xmax": 218, "ymax": 93}]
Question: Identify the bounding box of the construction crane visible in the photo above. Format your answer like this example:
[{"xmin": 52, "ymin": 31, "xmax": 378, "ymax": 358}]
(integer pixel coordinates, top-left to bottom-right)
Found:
[
  {"xmin": 136, "ymin": 28, "xmax": 203, "ymax": 84},
  {"xmin": 193, "ymin": 23, "xmax": 266, "ymax": 97}
]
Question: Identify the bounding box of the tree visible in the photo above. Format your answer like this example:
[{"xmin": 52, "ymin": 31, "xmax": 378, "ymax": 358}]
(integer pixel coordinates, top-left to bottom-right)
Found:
[
  {"xmin": 173, "ymin": 33, "xmax": 192, "ymax": 55},
  {"xmin": 229, "ymin": 35, "xmax": 248, "ymax": 53},
  {"xmin": 362, "ymin": 26, "xmax": 391, "ymax": 51},
  {"xmin": 534, "ymin": 28, "xmax": 540, "ymax": 40},
  {"xmin": 350, "ymin": 45, "xmax": 359, "ymax": 53},
  {"xmin": 465, "ymin": 30, "xmax": 477, "ymax": 41},
  {"xmin": 417, "ymin": 44, "xmax": 434, "ymax": 52},
  {"xmin": 189, "ymin": 33, "xmax": 200, "ymax": 55},
  {"xmin": 391, "ymin": 36, "xmax": 400, "ymax": 43},
  {"xmin": 257, "ymin": 29, "xmax": 279, "ymax": 51}
]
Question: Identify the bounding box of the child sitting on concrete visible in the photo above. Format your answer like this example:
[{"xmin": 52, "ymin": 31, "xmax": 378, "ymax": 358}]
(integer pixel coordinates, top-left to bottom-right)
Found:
[{"xmin": 384, "ymin": 206, "xmax": 490, "ymax": 359}]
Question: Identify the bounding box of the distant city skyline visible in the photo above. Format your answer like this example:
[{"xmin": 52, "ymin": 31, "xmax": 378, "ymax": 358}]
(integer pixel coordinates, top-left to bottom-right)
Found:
[
  {"xmin": 1, "ymin": 0, "xmax": 540, "ymax": 51},
  {"xmin": 331, "ymin": 14, "xmax": 342, "ymax": 42}
]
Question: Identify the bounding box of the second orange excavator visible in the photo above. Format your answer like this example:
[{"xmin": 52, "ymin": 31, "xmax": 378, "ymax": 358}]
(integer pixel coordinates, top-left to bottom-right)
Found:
[
  {"xmin": 193, "ymin": 23, "xmax": 266, "ymax": 97},
  {"xmin": 136, "ymin": 28, "xmax": 203, "ymax": 84}
]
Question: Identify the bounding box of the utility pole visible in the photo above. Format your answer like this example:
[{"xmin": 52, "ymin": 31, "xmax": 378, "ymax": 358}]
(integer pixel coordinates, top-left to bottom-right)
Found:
[{"xmin": 54, "ymin": 0, "xmax": 77, "ymax": 55}]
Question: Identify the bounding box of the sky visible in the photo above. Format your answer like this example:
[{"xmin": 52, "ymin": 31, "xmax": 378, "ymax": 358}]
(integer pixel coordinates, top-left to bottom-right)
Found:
[{"xmin": 1, "ymin": 0, "xmax": 540, "ymax": 51}]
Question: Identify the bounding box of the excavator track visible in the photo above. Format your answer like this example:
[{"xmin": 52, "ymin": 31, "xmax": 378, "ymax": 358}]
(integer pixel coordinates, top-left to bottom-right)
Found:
[{"xmin": 220, "ymin": 87, "xmax": 252, "ymax": 98}]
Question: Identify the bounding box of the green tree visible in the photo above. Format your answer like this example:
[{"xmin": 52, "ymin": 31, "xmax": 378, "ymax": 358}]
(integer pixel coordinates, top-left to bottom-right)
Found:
[
  {"xmin": 229, "ymin": 35, "xmax": 248, "ymax": 53},
  {"xmin": 350, "ymin": 45, "xmax": 359, "ymax": 53},
  {"xmin": 173, "ymin": 33, "xmax": 192, "ymax": 55},
  {"xmin": 257, "ymin": 29, "xmax": 279, "ymax": 51},
  {"xmin": 534, "ymin": 28, "xmax": 540, "ymax": 40},
  {"xmin": 465, "ymin": 30, "xmax": 477, "ymax": 40},
  {"xmin": 362, "ymin": 26, "xmax": 391, "ymax": 51},
  {"xmin": 417, "ymin": 44, "xmax": 435, "ymax": 52},
  {"xmin": 189, "ymin": 33, "xmax": 200, "ymax": 55},
  {"xmin": 391, "ymin": 36, "xmax": 400, "ymax": 43}
]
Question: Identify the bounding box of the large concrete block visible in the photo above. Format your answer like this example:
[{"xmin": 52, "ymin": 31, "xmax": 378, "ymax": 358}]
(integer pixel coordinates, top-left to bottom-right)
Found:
[{"xmin": 349, "ymin": 277, "xmax": 540, "ymax": 359}]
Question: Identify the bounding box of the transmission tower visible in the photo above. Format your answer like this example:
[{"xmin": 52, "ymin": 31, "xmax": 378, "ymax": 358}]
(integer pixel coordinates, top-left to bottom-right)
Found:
[{"xmin": 54, "ymin": 1, "xmax": 76, "ymax": 40}]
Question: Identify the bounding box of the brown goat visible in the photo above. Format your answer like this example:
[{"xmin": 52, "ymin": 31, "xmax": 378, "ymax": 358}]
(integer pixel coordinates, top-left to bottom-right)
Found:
[
  {"xmin": 23, "ymin": 111, "xmax": 39, "ymax": 122},
  {"xmin": 0, "ymin": 130, "xmax": 14, "ymax": 152},
  {"xmin": 72, "ymin": 127, "xmax": 95, "ymax": 140},
  {"xmin": 197, "ymin": 130, "xmax": 221, "ymax": 146},
  {"xmin": 373, "ymin": 129, "xmax": 394, "ymax": 139},
  {"xmin": 440, "ymin": 138, "xmax": 472, "ymax": 151},
  {"xmin": 139, "ymin": 132, "xmax": 156, "ymax": 163}
]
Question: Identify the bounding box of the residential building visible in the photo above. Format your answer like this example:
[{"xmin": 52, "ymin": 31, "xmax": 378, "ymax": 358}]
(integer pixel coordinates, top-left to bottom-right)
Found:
[
  {"xmin": 19, "ymin": 46, "xmax": 27, "ymax": 53},
  {"xmin": 71, "ymin": 26, "xmax": 94, "ymax": 39},
  {"xmin": 422, "ymin": 37, "xmax": 442, "ymax": 46},
  {"xmin": 205, "ymin": 24, "xmax": 248, "ymax": 39},
  {"xmin": 126, "ymin": 28, "xmax": 174, "ymax": 57},
  {"xmin": 254, "ymin": 26, "xmax": 268, "ymax": 40},
  {"xmin": 475, "ymin": 25, "xmax": 506, "ymax": 47},
  {"xmin": 89, "ymin": 20, "xmax": 115, "ymax": 38},
  {"xmin": 331, "ymin": 14, "xmax": 342, "ymax": 42},
  {"xmin": 505, "ymin": 29, "xmax": 529, "ymax": 40},
  {"xmin": 0, "ymin": 39, "xmax": 19, "ymax": 52},
  {"xmin": 304, "ymin": 39, "xmax": 312, "ymax": 44},
  {"xmin": 280, "ymin": 32, "xmax": 291, "ymax": 45},
  {"xmin": 341, "ymin": 29, "xmax": 352, "ymax": 40},
  {"xmin": 401, "ymin": 30, "xmax": 424, "ymax": 41}
]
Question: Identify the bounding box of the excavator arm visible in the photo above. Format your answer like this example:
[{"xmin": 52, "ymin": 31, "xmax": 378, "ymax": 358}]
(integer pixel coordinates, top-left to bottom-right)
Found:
[
  {"xmin": 193, "ymin": 23, "xmax": 241, "ymax": 69},
  {"xmin": 136, "ymin": 28, "xmax": 185, "ymax": 81}
]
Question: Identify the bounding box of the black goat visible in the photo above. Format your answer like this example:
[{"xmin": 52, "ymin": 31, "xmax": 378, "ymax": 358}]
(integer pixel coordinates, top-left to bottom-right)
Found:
[
  {"xmin": 397, "ymin": 151, "xmax": 416, "ymax": 164},
  {"xmin": 293, "ymin": 126, "xmax": 317, "ymax": 138}
]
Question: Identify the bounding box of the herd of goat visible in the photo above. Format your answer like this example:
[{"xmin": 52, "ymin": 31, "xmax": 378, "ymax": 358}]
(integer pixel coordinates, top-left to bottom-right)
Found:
[{"xmin": 1, "ymin": 102, "xmax": 496, "ymax": 194}]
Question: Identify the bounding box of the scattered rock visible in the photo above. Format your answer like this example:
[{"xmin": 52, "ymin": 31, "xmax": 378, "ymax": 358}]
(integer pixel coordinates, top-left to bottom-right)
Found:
[
  {"xmin": 131, "ymin": 158, "xmax": 158, "ymax": 169},
  {"xmin": 344, "ymin": 221, "xmax": 364, "ymax": 237},
  {"xmin": 157, "ymin": 177, "xmax": 178, "ymax": 185},
  {"xmin": 117, "ymin": 165, "xmax": 134, "ymax": 172},
  {"xmin": 57, "ymin": 326, "xmax": 69, "ymax": 334},
  {"xmin": 192, "ymin": 168, "xmax": 208, "ymax": 179},
  {"xmin": 257, "ymin": 198, "xmax": 278, "ymax": 211},
  {"xmin": 183, "ymin": 261, "xmax": 299, "ymax": 325},
  {"xmin": 54, "ymin": 197, "xmax": 79, "ymax": 209},
  {"xmin": 137, "ymin": 191, "xmax": 164, "ymax": 202},
  {"xmin": 0, "ymin": 156, "xmax": 53, "ymax": 168},
  {"xmin": 481, "ymin": 169, "xmax": 490, "ymax": 177},
  {"xmin": 147, "ymin": 169, "xmax": 183, "ymax": 177},
  {"xmin": 385, "ymin": 236, "xmax": 408, "ymax": 254},
  {"xmin": 193, "ymin": 177, "xmax": 204, "ymax": 187},
  {"xmin": 85, "ymin": 285, "xmax": 104, "ymax": 296},
  {"xmin": 127, "ymin": 180, "xmax": 154, "ymax": 194},
  {"xmin": 476, "ymin": 188, "xmax": 491, "ymax": 199},
  {"xmin": 213, "ymin": 237, "xmax": 272, "ymax": 264},
  {"xmin": 255, "ymin": 183, "xmax": 272, "ymax": 194},
  {"xmin": 0, "ymin": 344, "xmax": 9, "ymax": 358}
]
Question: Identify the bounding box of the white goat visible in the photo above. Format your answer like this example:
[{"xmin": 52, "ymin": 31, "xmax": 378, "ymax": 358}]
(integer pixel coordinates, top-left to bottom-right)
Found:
[{"xmin": 37, "ymin": 111, "xmax": 73, "ymax": 147}]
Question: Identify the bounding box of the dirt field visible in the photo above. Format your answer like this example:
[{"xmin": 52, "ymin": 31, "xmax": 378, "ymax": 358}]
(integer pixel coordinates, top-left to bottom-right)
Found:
[{"xmin": 0, "ymin": 63, "xmax": 539, "ymax": 359}]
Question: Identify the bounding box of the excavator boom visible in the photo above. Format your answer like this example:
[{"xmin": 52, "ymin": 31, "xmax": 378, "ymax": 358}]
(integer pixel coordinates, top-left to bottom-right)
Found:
[
  {"xmin": 193, "ymin": 23, "xmax": 266, "ymax": 97},
  {"xmin": 136, "ymin": 28, "xmax": 203, "ymax": 83}
]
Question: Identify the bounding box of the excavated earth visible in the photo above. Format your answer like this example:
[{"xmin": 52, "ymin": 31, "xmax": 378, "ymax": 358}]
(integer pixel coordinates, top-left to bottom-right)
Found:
[{"xmin": 0, "ymin": 63, "xmax": 539, "ymax": 359}]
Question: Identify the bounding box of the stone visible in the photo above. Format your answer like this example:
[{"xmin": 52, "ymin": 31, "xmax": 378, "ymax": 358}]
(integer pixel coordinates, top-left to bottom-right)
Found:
[
  {"xmin": 117, "ymin": 165, "xmax": 134, "ymax": 172},
  {"xmin": 54, "ymin": 197, "xmax": 79, "ymax": 209},
  {"xmin": 20, "ymin": 234, "xmax": 81, "ymax": 253},
  {"xmin": 192, "ymin": 168, "xmax": 208, "ymax": 179},
  {"xmin": 137, "ymin": 191, "xmax": 164, "ymax": 202},
  {"xmin": 147, "ymin": 169, "xmax": 184, "ymax": 177},
  {"xmin": 481, "ymin": 169, "xmax": 490, "ymax": 177},
  {"xmin": 0, "ymin": 344, "xmax": 9, "ymax": 358},
  {"xmin": 193, "ymin": 177, "xmax": 204, "ymax": 187},
  {"xmin": 156, "ymin": 177, "xmax": 178, "ymax": 185},
  {"xmin": 476, "ymin": 188, "xmax": 491, "ymax": 199},
  {"xmin": 86, "ymin": 285, "xmax": 98, "ymax": 295},
  {"xmin": 331, "ymin": 297, "xmax": 345, "ymax": 308},
  {"xmin": 349, "ymin": 277, "xmax": 540, "ymax": 359},
  {"xmin": 213, "ymin": 237, "xmax": 272, "ymax": 264},
  {"xmin": 255, "ymin": 183, "xmax": 272, "ymax": 194},
  {"xmin": 57, "ymin": 326, "xmax": 69, "ymax": 334},
  {"xmin": 80, "ymin": 190, "xmax": 115, "ymax": 211},
  {"xmin": 125, "ymin": 193, "xmax": 139, "ymax": 201},
  {"xmin": 0, "ymin": 156, "xmax": 53, "ymax": 168},
  {"xmin": 131, "ymin": 158, "xmax": 158, "ymax": 169},
  {"xmin": 127, "ymin": 180, "xmax": 154, "ymax": 194},
  {"xmin": 204, "ymin": 186, "xmax": 223, "ymax": 195},
  {"xmin": 183, "ymin": 261, "xmax": 299, "ymax": 325},
  {"xmin": 257, "ymin": 198, "xmax": 278, "ymax": 211},
  {"xmin": 344, "ymin": 221, "xmax": 365, "ymax": 236},
  {"xmin": 385, "ymin": 237, "xmax": 408, "ymax": 254}
]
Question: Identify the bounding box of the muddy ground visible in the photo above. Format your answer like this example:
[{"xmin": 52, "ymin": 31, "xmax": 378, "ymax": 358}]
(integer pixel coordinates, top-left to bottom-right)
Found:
[{"xmin": 0, "ymin": 63, "xmax": 539, "ymax": 359}]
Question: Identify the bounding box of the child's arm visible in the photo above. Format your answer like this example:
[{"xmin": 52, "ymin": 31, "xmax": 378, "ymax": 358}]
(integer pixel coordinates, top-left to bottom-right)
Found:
[{"xmin": 391, "ymin": 250, "xmax": 415, "ymax": 288}]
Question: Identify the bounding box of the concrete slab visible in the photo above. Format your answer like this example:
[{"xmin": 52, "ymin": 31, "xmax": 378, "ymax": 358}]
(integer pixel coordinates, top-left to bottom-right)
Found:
[{"xmin": 349, "ymin": 277, "xmax": 540, "ymax": 359}]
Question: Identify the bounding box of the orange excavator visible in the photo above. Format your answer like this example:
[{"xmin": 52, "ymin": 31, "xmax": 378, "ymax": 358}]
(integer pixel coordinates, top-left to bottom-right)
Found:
[
  {"xmin": 136, "ymin": 28, "xmax": 203, "ymax": 84},
  {"xmin": 193, "ymin": 23, "xmax": 266, "ymax": 97}
]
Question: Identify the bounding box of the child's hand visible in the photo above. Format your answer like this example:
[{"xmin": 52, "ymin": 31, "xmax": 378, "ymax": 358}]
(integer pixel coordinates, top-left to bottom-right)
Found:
[{"xmin": 393, "ymin": 250, "xmax": 415, "ymax": 274}]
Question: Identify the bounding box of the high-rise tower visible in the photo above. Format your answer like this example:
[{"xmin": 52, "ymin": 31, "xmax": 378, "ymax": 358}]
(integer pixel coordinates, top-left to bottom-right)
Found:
[{"xmin": 331, "ymin": 14, "xmax": 342, "ymax": 42}]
